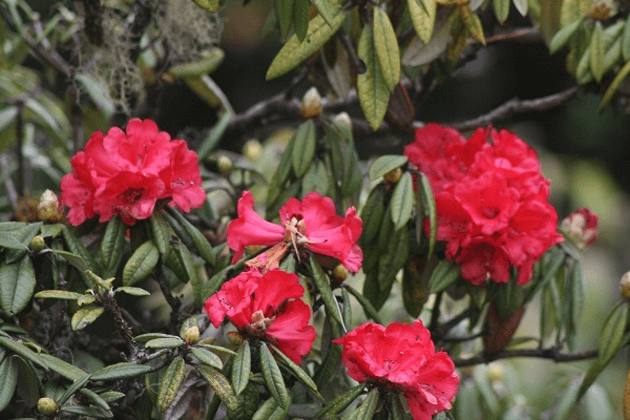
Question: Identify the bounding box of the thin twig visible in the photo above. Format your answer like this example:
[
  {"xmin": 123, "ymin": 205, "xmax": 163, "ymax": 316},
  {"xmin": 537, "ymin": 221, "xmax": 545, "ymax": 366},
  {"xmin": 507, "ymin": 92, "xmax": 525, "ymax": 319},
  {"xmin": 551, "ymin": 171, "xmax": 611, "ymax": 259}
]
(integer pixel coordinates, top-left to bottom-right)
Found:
[
  {"xmin": 156, "ymin": 265, "xmax": 182, "ymax": 335},
  {"xmin": 453, "ymin": 346, "xmax": 598, "ymax": 367},
  {"xmin": 450, "ymin": 87, "xmax": 579, "ymax": 132}
]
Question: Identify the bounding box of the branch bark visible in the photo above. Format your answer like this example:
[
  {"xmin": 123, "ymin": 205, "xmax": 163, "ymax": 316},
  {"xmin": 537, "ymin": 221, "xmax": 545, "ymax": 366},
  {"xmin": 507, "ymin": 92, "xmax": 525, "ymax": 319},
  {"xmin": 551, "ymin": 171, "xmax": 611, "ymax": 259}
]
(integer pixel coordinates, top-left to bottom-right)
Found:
[{"xmin": 453, "ymin": 346, "xmax": 598, "ymax": 367}]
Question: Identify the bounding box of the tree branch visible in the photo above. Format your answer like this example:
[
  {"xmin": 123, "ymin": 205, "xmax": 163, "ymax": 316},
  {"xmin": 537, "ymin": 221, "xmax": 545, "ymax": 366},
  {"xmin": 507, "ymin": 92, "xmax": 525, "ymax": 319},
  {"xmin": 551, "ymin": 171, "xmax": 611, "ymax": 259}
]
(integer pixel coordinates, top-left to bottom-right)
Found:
[
  {"xmin": 453, "ymin": 346, "xmax": 598, "ymax": 367},
  {"xmin": 449, "ymin": 87, "xmax": 579, "ymax": 132}
]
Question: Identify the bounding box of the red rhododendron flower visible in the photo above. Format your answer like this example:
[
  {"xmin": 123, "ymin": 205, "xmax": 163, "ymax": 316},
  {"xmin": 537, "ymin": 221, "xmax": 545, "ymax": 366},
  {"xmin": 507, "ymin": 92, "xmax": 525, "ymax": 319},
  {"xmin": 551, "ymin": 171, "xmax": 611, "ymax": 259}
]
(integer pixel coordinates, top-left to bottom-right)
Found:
[
  {"xmin": 333, "ymin": 320, "xmax": 459, "ymax": 420},
  {"xmin": 226, "ymin": 191, "xmax": 363, "ymax": 272},
  {"xmin": 60, "ymin": 119, "xmax": 205, "ymax": 226},
  {"xmin": 204, "ymin": 269, "xmax": 315, "ymax": 364},
  {"xmin": 405, "ymin": 124, "xmax": 563, "ymax": 285},
  {"xmin": 560, "ymin": 208, "xmax": 599, "ymax": 249}
]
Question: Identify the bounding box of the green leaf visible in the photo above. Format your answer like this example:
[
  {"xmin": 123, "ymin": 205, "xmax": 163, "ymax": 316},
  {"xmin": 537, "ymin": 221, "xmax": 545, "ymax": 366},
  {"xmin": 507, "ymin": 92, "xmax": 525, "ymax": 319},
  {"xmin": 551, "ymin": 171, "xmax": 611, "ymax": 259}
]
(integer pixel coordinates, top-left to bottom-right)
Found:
[
  {"xmin": 493, "ymin": 0, "xmax": 510, "ymax": 23},
  {"xmin": 158, "ymin": 356, "xmax": 186, "ymax": 413},
  {"xmin": 512, "ymin": 0, "xmax": 528, "ymax": 16},
  {"xmin": 344, "ymin": 388, "xmax": 379, "ymax": 420},
  {"xmin": 419, "ymin": 173, "xmax": 436, "ymax": 259},
  {"xmin": 91, "ymin": 362, "xmax": 152, "ymax": 381},
  {"xmin": 308, "ymin": 257, "xmax": 342, "ymax": 325},
  {"xmin": 168, "ymin": 48, "xmax": 225, "ymax": 78},
  {"xmin": 0, "ymin": 106, "xmax": 18, "ymax": 134},
  {"xmin": 134, "ymin": 333, "xmax": 178, "ymax": 342},
  {"xmin": 122, "ymin": 241, "xmax": 159, "ymax": 286},
  {"xmin": 191, "ymin": 347, "xmax": 223, "ymax": 369},
  {"xmin": 373, "ymin": 7, "xmax": 400, "ymax": 91},
  {"xmin": 377, "ymin": 226, "xmax": 409, "ymax": 295},
  {"xmin": 6, "ymin": 223, "xmax": 40, "ymax": 263},
  {"xmin": 61, "ymin": 227, "xmax": 97, "ymax": 276},
  {"xmin": 315, "ymin": 384, "xmax": 364, "ymax": 418},
  {"xmin": 428, "ymin": 259, "xmax": 461, "ymax": 294},
  {"xmin": 292, "ymin": 119, "xmax": 317, "ymax": 177},
  {"xmin": 390, "ymin": 172, "xmax": 414, "ymax": 229},
  {"xmin": 99, "ymin": 391, "xmax": 126, "ymax": 403},
  {"xmin": 359, "ymin": 185, "xmax": 385, "ymax": 248},
  {"xmin": 61, "ymin": 405, "xmax": 112, "ymax": 419},
  {"xmin": 165, "ymin": 208, "xmax": 215, "ymax": 265},
  {"xmin": 311, "ymin": 0, "xmax": 338, "ymax": 30},
  {"xmin": 227, "ymin": 382, "xmax": 260, "ymax": 420},
  {"xmin": 40, "ymin": 224, "xmax": 63, "ymax": 238},
  {"xmin": 549, "ymin": 17, "xmax": 584, "ymax": 54},
  {"xmin": 50, "ymin": 249, "xmax": 89, "ymax": 273},
  {"xmin": 150, "ymin": 213, "xmax": 170, "ymax": 256},
  {"xmin": 191, "ymin": 0, "xmax": 219, "ymax": 13},
  {"xmin": 115, "ymin": 286, "xmax": 150, "ymax": 296},
  {"xmin": 408, "ymin": 0, "xmax": 436, "ymax": 44},
  {"xmin": 566, "ymin": 261, "xmax": 585, "ymax": 348},
  {"xmin": 34, "ymin": 290, "xmax": 84, "ymax": 300},
  {"xmin": 174, "ymin": 242, "xmax": 203, "ymax": 307},
  {"xmin": 260, "ymin": 343, "xmax": 290, "ymax": 410},
  {"xmin": 39, "ymin": 354, "xmax": 88, "ymax": 381},
  {"xmin": 623, "ymin": 17, "xmax": 630, "ymax": 61},
  {"xmin": 0, "ymin": 231, "xmax": 26, "ymax": 250},
  {"xmin": 80, "ymin": 388, "xmax": 111, "ymax": 412},
  {"xmin": 460, "ymin": 6, "xmax": 486, "ymax": 45},
  {"xmin": 74, "ymin": 73, "xmax": 115, "ymax": 118},
  {"xmin": 196, "ymin": 365, "xmax": 239, "ymax": 411},
  {"xmin": 267, "ymin": 134, "xmax": 296, "ymax": 208},
  {"xmin": 550, "ymin": 378, "xmax": 581, "ymax": 420},
  {"xmin": 58, "ymin": 374, "xmax": 91, "ymax": 405},
  {"xmin": 99, "ymin": 216, "xmax": 126, "ymax": 277},
  {"xmin": 267, "ymin": 13, "xmax": 346, "ymax": 80},
  {"xmin": 0, "ymin": 257, "xmax": 36, "ymax": 316},
  {"xmin": 0, "ymin": 336, "xmax": 47, "ymax": 370},
  {"xmin": 357, "ymin": 25, "xmax": 390, "ymax": 131},
  {"xmin": 231, "ymin": 341, "xmax": 251, "ymax": 396},
  {"xmin": 590, "ymin": 22, "xmax": 605, "ymax": 82},
  {"xmin": 252, "ymin": 397, "xmax": 282, "ymax": 420},
  {"xmin": 197, "ymin": 112, "xmax": 231, "ymax": 162},
  {"xmin": 294, "ymin": 0, "xmax": 310, "ymax": 42},
  {"xmin": 0, "ymin": 356, "xmax": 18, "ymax": 412},
  {"xmin": 278, "ymin": 0, "xmax": 294, "ymax": 38},
  {"xmin": 368, "ymin": 155, "xmax": 408, "ymax": 181},
  {"xmin": 71, "ymin": 305, "xmax": 104, "ymax": 331},
  {"xmin": 599, "ymin": 58, "xmax": 630, "ymax": 111},
  {"xmin": 597, "ymin": 300, "xmax": 628, "ymax": 364},
  {"xmin": 145, "ymin": 337, "xmax": 184, "ymax": 349},
  {"xmin": 302, "ymin": 160, "xmax": 330, "ymax": 197},
  {"xmin": 344, "ymin": 285, "xmax": 382, "ymax": 323},
  {"xmin": 271, "ymin": 343, "xmax": 321, "ymax": 398}
]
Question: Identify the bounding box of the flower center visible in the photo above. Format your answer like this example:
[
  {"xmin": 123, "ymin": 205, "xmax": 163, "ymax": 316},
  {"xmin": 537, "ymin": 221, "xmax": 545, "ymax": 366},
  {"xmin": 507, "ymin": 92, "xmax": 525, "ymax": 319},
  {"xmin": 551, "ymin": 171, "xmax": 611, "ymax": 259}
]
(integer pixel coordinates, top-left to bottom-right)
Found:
[
  {"xmin": 284, "ymin": 217, "xmax": 309, "ymax": 256},
  {"xmin": 119, "ymin": 187, "xmax": 144, "ymax": 204},
  {"xmin": 244, "ymin": 310, "xmax": 274, "ymax": 338}
]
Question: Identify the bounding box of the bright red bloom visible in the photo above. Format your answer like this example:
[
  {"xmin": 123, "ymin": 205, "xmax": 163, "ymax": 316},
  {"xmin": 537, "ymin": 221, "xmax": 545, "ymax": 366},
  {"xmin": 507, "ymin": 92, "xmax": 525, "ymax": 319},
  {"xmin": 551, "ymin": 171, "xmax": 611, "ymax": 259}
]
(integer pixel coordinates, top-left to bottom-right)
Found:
[
  {"xmin": 407, "ymin": 125, "xmax": 563, "ymax": 285},
  {"xmin": 560, "ymin": 208, "xmax": 599, "ymax": 249},
  {"xmin": 226, "ymin": 191, "xmax": 363, "ymax": 272},
  {"xmin": 204, "ymin": 269, "xmax": 316, "ymax": 364},
  {"xmin": 333, "ymin": 320, "xmax": 459, "ymax": 420},
  {"xmin": 60, "ymin": 119, "xmax": 205, "ymax": 226}
]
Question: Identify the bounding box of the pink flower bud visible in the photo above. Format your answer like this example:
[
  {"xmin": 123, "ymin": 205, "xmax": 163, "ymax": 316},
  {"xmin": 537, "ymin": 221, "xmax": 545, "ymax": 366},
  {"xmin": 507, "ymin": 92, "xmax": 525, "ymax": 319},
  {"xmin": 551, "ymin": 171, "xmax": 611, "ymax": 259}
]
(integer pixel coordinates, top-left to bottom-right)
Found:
[{"xmin": 561, "ymin": 208, "xmax": 599, "ymax": 250}]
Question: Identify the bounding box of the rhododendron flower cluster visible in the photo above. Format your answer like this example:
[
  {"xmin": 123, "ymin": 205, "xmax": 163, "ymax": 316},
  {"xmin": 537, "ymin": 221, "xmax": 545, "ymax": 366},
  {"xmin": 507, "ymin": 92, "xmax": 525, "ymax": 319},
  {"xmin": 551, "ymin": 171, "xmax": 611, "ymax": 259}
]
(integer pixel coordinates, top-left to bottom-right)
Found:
[
  {"xmin": 405, "ymin": 124, "xmax": 563, "ymax": 285},
  {"xmin": 60, "ymin": 119, "xmax": 205, "ymax": 226},
  {"xmin": 226, "ymin": 191, "xmax": 363, "ymax": 272},
  {"xmin": 560, "ymin": 208, "xmax": 599, "ymax": 249},
  {"xmin": 204, "ymin": 268, "xmax": 316, "ymax": 364},
  {"xmin": 334, "ymin": 320, "xmax": 459, "ymax": 420}
]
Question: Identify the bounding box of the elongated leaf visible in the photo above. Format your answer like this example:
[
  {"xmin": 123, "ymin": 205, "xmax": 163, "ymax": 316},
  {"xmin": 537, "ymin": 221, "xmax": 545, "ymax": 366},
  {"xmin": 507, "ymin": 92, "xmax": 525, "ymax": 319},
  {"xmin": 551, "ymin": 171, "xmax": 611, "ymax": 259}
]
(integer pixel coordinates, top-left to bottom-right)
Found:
[
  {"xmin": 5, "ymin": 223, "xmax": 40, "ymax": 263},
  {"xmin": 39, "ymin": 354, "xmax": 88, "ymax": 381},
  {"xmin": 196, "ymin": 365, "xmax": 238, "ymax": 411},
  {"xmin": 165, "ymin": 208, "xmax": 215, "ymax": 265},
  {"xmin": 408, "ymin": 0, "xmax": 436, "ymax": 44},
  {"xmin": 428, "ymin": 259, "xmax": 461, "ymax": 294},
  {"xmin": 309, "ymin": 257, "xmax": 342, "ymax": 325},
  {"xmin": 122, "ymin": 241, "xmax": 159, "ymax": 286},
  {"xmin": 493, "ymin": 0, "xmax": 510, "ymax": 23},
  {"xmin": 311, "ymin": 0, "xmax": 338, "ymax": 29},
  {"xmin": 512, "ymin": 0, "xmax": 528, "ymax": 16},
  {"xmin": 598, "ymin": 301, "xmax": 628, "ymax": 364},
  {"xmin": 231, "ymin": 341, "xmax": 251, "ymax": 396},
  {"xmin": 145, "ymin": 337, "xmax": 184, "ymax": 349},
  {"xmin": 191, "ymin": 347, "xmax": 223, "ymax": 369},
  {"xmin": 99, "ymin": 216, "xmax": 125, "ymax": 277},
  {"xmin": 566, "ymin": 261, "xmax": 585, "ymax": 348},
  {"xmin": 260, "ymin": 343, "xmax": 290, "ymax": 409},
  {"xmin": 460, "ymin": 6, "xmax": 486, "ymax": 45},
  {"xmin": 158, "ymin": 356, "xmax": 187, "ymax": 413},
  {"xmin": 377, "ymin": 227, "xmax": 409, "ymax": 295},
  {"xmin": 315, "ymin": 384, "xmax": 364, "ymax": 418},
  {"xmin": 197, "ymin": 112, "xmax": 231, "ymax": 161},
  {"xmin": 40, "ymin": 224, "xmax": 63, "ymax": 238},
  {"xmin": 623, "ymin": 17, "xmax": 630, "ymax": 61},
  {"xmin": 344, "ymin": 388, "xmax": 378, "ymax": 420},
  {"xmin": 292, "ymin": 119, "xmax": 317, "ymax": 177},
  {"xmin": 0, "ymin": 231, "xmax": 26, "ymax": 250},
  {"xmin": 590, "ymin": 22, "xmax": 605, "ymax": 82},
  {"xmin": 368, "ymin": 155, "xmax": 408, "ymax": 181},
  {"xmin": 278, "ymin": 0, "xmax": 294, "ymax": 38},
  {"xmin": 359, "ymin": 186, "xmax": 385, "ymax": 248},
  {"xmin": 135, "ymin": 333, "xmax": 179, "ymax": 342},
  {"xmin": 61, "ymin": 227, "xmax": 97, "ymax": 277},
  {"xmin": 34, "ymin": 290, "xmax": 84, "ymax": 300},
  {"xmin": 344, "ymin": 285, "xmax": 382, "ymax": 323},
  {"xmin": 0, "ymin": 257, "xmax": 36, "ymax": 316},
  {"xmin": 293, "ymin": 0, "xmax": 310, "ymax": 42},
  {"xmin": 99, "ymin": 391, "xmax": 126, "ymax": 403},
  {"xmin": 0, "ymin": 356, "xmax": 18, "ymax": 411},
  {"xmin": 267, "ymin": 13, "xmax": 346, "ymax": 80},
  {"xmin": 271, "ymin": 344, "xmax": 321, "ymax": 398},
  {"xmin": 50, "ymin": 249, "xmax": 89, "ymax": 273},
  {"xmin": 357, "ymin": 25, "xmax": 390, "ymax": 131},
  {"xmin": 267, "ymin": 134, "xmax": 296, "ymax": 208},
  {"xmin": 168, "ymin": 48, "xmax": 225, "ymax": 78},
  {"xmin": 58, "ymin": 374, "xmax": 91, "ymax": 405},
  {"xmin": 550, "ymin": 378, "xmax": 581, "ymax": 420},
  {"xmin": 390, "ymin": 172, "xmax": 414, "ymax": 229},
  {"xmin": 419, "ymin": 173, "xmax": 436, "ymax": 259},
  {"xmin": 302, "ymin": 160, "xmax": 330, "ymax": 196},
  {"xmin": 0, "ymin": 336, "xmax": 47, "ymax": 369},
  {"xmin": 91, "ymin": 363, "xmax": 152, "ymax": 381},
  {"xmin": 71, "ymin": 305, "xmax": 104, "ymax": 331},
  {"xmin": 550, "ymin": 17, "xmax": 584, "ymax": 54},
  {"xmin": 150, "ymin": 213, "xmax": 170, "ymax": 256},
  {"xmin": 61, "ymin": 405, "xmax": 112, "ymax": 419},
  {"xmin": 115, "ymin": 286, "xmax": 150, "ymax": 296},
  {"xmin": 373, "ymin": 7, "xmax": 400, "ymax": 91},
  {"xmin": 252, "ymin": 397, "xmax": 281, "ymax": 420},
  {"xmin": 80, "ymin": 388, "xmax": 111, "ymax": 412},
  {"xmin": 599, "ymin": 59, "xmax": 630, "ymax": 111}
]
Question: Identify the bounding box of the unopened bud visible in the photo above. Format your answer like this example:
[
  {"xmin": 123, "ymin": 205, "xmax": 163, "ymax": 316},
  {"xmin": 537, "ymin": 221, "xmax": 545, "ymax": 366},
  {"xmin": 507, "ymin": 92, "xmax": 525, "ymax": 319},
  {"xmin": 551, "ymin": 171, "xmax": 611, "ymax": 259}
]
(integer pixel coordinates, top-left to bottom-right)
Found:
[
  {"xmin": 383, "ymin": 167, "xmax": 403, "ymax": 184},
  {"xmin": 590, "ymin": 0, "xmax": 612, "ymax": 20},
  {"xmin": 332, "ymin": 264, "xmax": 348, "ymax": 282},
  {"xmin": 620, "ymin": 271, "xmax": 630, "ymax": 300},
  {"xmin": 561, "ymin": 208, "xmax": 598, "ymax": 250},
  {"xmin": 333, "ymin": 112, "xmax": 352, "ymax": 131},
  {"xmin": 243, "ymin": 139, "xmax": 263, "ymax": 161},
  {"xmin": 301, "ymin": 87, "xmax": 322, "ymax": 118},
  {"xmin": 31, "ymin": 235, "xmax": 46, "ymax": 253},
  {"xmin": 184, "ymin": 326, "xmax": 200, "ymax": 344},
  {"xmin": 217, "ymin": 155, "xmax": 233, "ymax": 174},
  {"xmin": 227, "ymin": 331, "xmax": 245, "ymax": 345},
  {"xmin": 37, "ymin": 397, "xmax": 58, "ymax": 416},
  {"xmin": 486, "ymin": 363, "xmax": 503, "ymax": 381},
  {"xmin": 37, "ymin": 190, "xmax": 63, "ymax": 223}
]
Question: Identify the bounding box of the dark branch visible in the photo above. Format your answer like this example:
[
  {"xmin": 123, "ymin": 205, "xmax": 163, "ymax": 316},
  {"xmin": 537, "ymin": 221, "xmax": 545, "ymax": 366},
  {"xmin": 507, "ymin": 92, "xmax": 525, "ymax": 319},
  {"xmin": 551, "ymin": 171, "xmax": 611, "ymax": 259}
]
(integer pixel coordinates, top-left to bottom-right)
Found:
[
  {"xmin": 449, "ymin": 87, "xmax": 579, "ymax": 132},
  {"xmin": 453, "ymin": 346, "xmax": 598, "ymax": 367}
]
